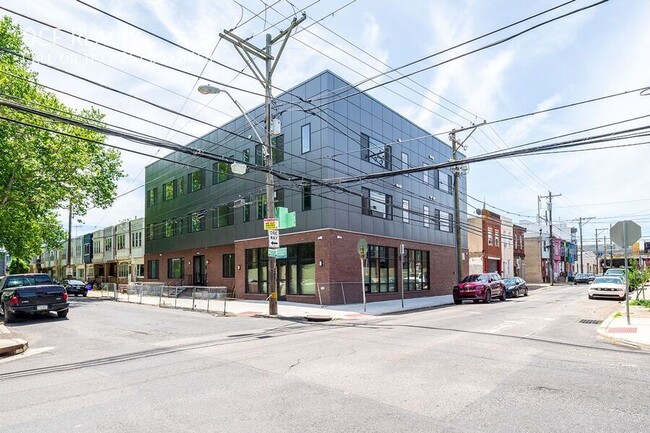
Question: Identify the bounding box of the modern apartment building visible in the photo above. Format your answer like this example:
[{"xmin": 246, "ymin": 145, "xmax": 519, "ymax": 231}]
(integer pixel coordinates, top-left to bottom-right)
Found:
[{"xmin": 144, "ymin": 70, "xmax": 468, "ymax": 304}]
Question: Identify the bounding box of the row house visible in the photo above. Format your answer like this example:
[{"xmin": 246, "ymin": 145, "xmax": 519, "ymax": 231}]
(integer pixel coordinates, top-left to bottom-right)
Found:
[
  {"xmin": 144, "ymin": 70, "xmax": 469, "ymax": 305},
  {"xmin": 467, "ymin": 210, "xmax": 526, "ymax": 278},
  {"xmin": 520, "ymin": 221, "xmax": 576, "ymax": 283}
]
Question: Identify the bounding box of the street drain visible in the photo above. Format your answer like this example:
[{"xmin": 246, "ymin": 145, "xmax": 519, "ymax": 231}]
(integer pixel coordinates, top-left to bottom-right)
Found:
[{"xmin": 579, "ymin": 319, "xmax": 603, "ymax": 324}]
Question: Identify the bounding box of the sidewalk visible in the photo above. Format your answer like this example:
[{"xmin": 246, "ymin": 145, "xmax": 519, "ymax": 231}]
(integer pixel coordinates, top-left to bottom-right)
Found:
[{"xmin": 597, "ymin": 303, "xmax": 650, "ymax": 350}]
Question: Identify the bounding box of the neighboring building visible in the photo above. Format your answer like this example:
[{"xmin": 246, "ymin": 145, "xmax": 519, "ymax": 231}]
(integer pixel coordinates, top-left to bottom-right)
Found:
[
  {"xmin": 520, "ymin": 220, "xmax": 575, "ymax": 283},
  {"xmin": 513, "ymin": 224, "xmax": 526, "ymax": 278},
  {"xmin": 501, "ymin": 217, "xmax": 514, "ymax": 278},
  {"xmin": 143, "ymin": 70, "xmax": 468, "ymax": 305},
  {"xmin": 466, "ymin": 210, "xmax": 502, "ymax": 275},
  {"xmin": 115, "ymin": 218, "xmax": 145, "ymax": 283}
]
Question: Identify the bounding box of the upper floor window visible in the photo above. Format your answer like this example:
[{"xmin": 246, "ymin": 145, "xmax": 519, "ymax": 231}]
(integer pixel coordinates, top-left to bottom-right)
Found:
[
  {"xmin": 423, "ymin": 205, "xmax": 430, "ymax": 228},
  {"xmin": 131, "ymin": 231, "xmax": 143, "ymax": 248},
  {"xmin": 256, "ymin": 194, "xmax": 267, "ymax": 219},
  {"xmin": 401, "ymin": 152, "xmax": 409, "ymax": 175},
  {"xmin": 402, "ymin": 199, "xmax": 409, "ymax": 223},
  {"xmin": 116, "ymin": 234, "xmax": 126, "ymax": 250},
  {"xmin": 188, "ymin": 169, "xmax": 204, "ymax": 192},
  {"xmin": 177, "ymin": 176, "xmax": 185, "ymax": 196},
  {"xmin": 213, "ymin": 161, "xmax": 232, "ymax": 184},
  {"xmin": 104, "ymin": 237, "xmax": 112, "ymax": 252},
  {"xmin": 361, "ymin": 187, "xmax": 393, "ymax": 220},
  {"xmin": 423, "ymin": 165, "xmax": 428, "ymax": 184},
  {"xmin": 189, "ymin": 210, "xmax": 206, "ymax": 233},
  {"xmin": 163, "ymin": 180, "xmax": 175, "ymax": 201},
  {"xmin": 255, "ymin": 135, "xmax": 284, "ymax": 165},
  {"xmin": 146, "ymin": 223, "xmax": 155, "ymax": 241},
  {"xmin": 360, "ymin": 133, "xmax": 392, "ymax": 169},
  {"xmin": 301, "ymin": 124, "xmax": 311, "ymax": 153},
  {"xmin": 495, "ymin": 229, "xmax": 500, "ymax": 247},
  {"xmin": 213, "ymin": 203, "xmax": 234, "ymax": 228},
  {"xmin": 242, "ymin": 148, "xmax": 250, "ymax": 164},
  {"xmin": 147, "ymin": 188, "xmax": 158, "ymax": 207},
  {"xmin": 488, "ymin": 227, "xmax": 494, "ymax": 246},
  {"xmin": 302, "ymin": 182, "xmax": 312, "ymax": 211}
]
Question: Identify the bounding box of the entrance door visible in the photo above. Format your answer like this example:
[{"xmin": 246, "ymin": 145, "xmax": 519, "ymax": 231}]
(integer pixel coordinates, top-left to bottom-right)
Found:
[
  {"xmin": 276, "ymin": 262, "xmax": 287, "ymax": 300},
  {"xmin": 193, "ymin": 255, "xmax": 206, "ymax": 286}
]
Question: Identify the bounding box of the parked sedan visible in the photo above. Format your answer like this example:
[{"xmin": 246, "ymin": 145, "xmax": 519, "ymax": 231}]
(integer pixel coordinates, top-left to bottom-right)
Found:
[
  {"xmin": 588, "ymin": 276, "xmax": 626, "ymax": 301},
  {"xmin": 503, "ymin": 277, "xmax": 528, "ymax": 298},
  {"xmin": 61, "ymin": 279, "xmax": 88, "ymax": 297},
  {"xmin": 574, "ymin": 273, "xmax": 596, "ymax": 284},
  {"xmin": 453, "ymin": 272, "xmax": 506, "ymax": 304}
]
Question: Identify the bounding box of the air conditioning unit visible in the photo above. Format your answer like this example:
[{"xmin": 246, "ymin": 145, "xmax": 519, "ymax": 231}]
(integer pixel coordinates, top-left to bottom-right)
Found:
[{"xmin": 233, "ymin": 198, "xmax": 246, "ymax": 208}]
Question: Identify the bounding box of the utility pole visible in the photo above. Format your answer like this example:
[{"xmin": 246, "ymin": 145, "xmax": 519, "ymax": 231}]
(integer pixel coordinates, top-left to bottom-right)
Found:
[
  {"xmin": 449, "ymin": 126, "xmax": 477, "ymax": 282},
  {"xmin": 595, "ymin": 227, "xmax": 608, "ymax": 274},
  {"xmin": 576, "ymin": 217, "xmax": 594, "ymax": 273},
  {"xmin": 221, "ymin": 13, "xmax": 306, "ymax": 315},
  {"xmin": 546, "ymin": 191, "xmax": 561, "ymax": 285},
  {"xmin": 67, "ymin": 201, "xmax": 73, "ymax": 278}
]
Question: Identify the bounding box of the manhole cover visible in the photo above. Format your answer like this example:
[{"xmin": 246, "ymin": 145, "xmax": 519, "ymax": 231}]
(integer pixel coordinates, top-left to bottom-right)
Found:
[{"xmin": 579, "ymin": 319, "xmax": 603, "ymax": 324}]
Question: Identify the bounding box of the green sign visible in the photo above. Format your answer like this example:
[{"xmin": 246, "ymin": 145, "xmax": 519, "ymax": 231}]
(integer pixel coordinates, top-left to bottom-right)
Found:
[
  {"xmin": 274, "ymin": 207, "xmax": 296, "ymax": 229},
  {"xmin": 268, "ymin": 247, "xmax": 287, "ymax": 259}
]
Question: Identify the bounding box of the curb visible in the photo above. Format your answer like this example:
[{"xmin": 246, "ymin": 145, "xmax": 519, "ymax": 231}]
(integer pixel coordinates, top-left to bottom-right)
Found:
[
  {"xmin": 597, "ymin": 312, "xmax": 650, "ymax": 351},
  {"xmin": 0, "ymin": 338, "xmax": 29, "ymax": 357}
]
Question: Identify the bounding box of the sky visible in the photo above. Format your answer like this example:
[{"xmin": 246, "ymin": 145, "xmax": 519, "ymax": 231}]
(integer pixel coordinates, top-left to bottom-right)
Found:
[{"xmin": 2, "ymin": 0, "xmax": 649, "ymax": 248}]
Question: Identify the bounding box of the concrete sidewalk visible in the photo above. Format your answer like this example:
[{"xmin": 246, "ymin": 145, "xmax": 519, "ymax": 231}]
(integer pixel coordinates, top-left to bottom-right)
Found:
[{"xmin": 598, "ymin": 303, "xmax": 650, "ymax": 350}]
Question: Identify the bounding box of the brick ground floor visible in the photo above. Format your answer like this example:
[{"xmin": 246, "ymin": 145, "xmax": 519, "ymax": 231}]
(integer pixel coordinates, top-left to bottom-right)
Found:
[{"xmin": 144, "ymin": 228, "xmax": 468, "ymax": 305}]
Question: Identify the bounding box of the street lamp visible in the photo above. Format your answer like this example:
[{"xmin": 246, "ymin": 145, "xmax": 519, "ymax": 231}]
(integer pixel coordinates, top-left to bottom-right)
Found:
[{"xmin": 197, "ymin": 84, "xmax": 264, "ymax": 146}]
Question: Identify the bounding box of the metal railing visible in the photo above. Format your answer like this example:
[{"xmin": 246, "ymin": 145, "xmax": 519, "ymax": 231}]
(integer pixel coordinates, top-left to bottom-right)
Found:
[{"xmin": 94, "ymin": 283, "xmax": 231, "ymax": 315}]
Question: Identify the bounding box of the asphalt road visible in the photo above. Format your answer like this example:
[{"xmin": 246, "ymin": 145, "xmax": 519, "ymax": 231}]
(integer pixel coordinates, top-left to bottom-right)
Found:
[{"xmin": 1, "ymin": 284, "xmax": 648, "ymax": 433}]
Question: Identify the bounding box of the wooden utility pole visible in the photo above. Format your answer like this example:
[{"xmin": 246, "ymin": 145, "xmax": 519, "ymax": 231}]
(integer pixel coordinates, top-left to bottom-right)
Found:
[{"xmin": 546, "ymin": 191, "xmax": 561, "ymax": 285}]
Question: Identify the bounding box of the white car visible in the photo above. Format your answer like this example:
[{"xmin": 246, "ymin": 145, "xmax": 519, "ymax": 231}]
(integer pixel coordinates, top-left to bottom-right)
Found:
[{"xmin": 588, "ymin": 276, "xmax": 626, "ymax": 301}]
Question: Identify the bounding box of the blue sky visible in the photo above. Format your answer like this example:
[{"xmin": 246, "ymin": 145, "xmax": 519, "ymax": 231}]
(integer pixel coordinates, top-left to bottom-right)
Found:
[{"xmin": 2, "ymin": 0, "xmax": 649, "ymax": 246}]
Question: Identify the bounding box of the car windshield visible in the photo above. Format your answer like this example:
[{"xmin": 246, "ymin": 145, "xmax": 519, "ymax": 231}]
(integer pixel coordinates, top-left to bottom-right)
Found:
[
  {"xmin": 593, "ymin": 277, "xmax": 623, "ymax": 284},
  {"xmin": 461, "ymin": 274, "xmax": 489, "ymax": 283},
  {"xmin": 605, "ymin": 269, "xmax": 625, "ymax": 275},
  {"xmin": 66, "ymin": 280, "xmax": 85, "ymax": 285},
  {"xmin": 503, "ymin": 278, "xmax": 516, "ymax": 284},
  {"xmin": 575, "ymin": 274, "xmax": 587, "ymax": 278}
]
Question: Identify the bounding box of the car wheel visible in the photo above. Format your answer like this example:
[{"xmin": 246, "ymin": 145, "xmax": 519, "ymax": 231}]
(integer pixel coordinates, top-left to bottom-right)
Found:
[
  {"xmin": 513, "ymin": 289, "xmax": 519, "ymax": 298},
  {"xmin": 524, "ymin": 287, "xmax": 528, "ymax": 297},
  {"xmin": 3, "ymin": 302, "xmax": 16, "ymax": 323},
  {"xmin": 484, "ymin": 290, "xmax": 492, "ymax": 303},
  {"xmin": 499, "ymin": 288, "xmax": 507, "ymax": 302},
  {"xmin": 588, "ymin": 294, "xmax": 594, "ymax": 299},
  {"xmin": 454, "ymin": 298, "xmax": 462, "ymax": 305},
  {"xmin": 57, "ymin": 309, "xmax": 68, "ymax": 318},
  {"xmin": 82, "ymin": 292, "xmax": 87, "ymax": 297}
]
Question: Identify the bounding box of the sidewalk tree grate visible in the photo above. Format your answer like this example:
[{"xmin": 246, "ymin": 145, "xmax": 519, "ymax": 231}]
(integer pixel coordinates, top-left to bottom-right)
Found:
[{"xmin": 579, "ymin": 319, "xmax": 603, "ymax": 324}]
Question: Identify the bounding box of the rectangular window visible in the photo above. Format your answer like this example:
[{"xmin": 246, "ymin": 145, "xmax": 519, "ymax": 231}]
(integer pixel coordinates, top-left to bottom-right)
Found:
[
  {"xmin": 271, "ymin": 134, "xmax": 284, "ymax": 163},
  {"xmin": 116, "ymin": 234, "xmax": 126, "ymax": 250},
  {"xmin": 188, "ymin": 169, "xmax": 204, "ymax": 192},
  {"xmin": 163, "ymin": 180, "xmax": 175, "ymax": 201},
  {"xmin": 256, "ymin": 194, "xmax": 267, "ymax": 219},
  {"xmin": 402, "ymin": 199, "xmax": 409, "ymax": 223},
  {"xmin": 423, "ymin": 166, "xmax": 428, "ymax": 184},
  {"xmin": 245, "ymin": 243, "xmax": 315, "ymax": 295},
  {"xmin": 213, "ymin": 204, "xmax": 234, "ymax": 228},
  {"xmin": 301, "ymin": 123, "xmax": 311, "ymax": 153},
  {"xmin": 146, "ymin": 223, "xmax": 155, "ymax": 241},
  {"xmin": 131, "ymin": 231, "xmax": 142, "ymax": 248},
  {"xmin": 167, "ymin": 257, "xmax": 184, "ymax": 279},
  {"xmin": 433, "ymin": 170, "xmax": 440, "ymax": 190},
  {"xmin": 495, "ymin": 229, "xmax": 500, "ymax": 247},
  {"xmin": 243, "ymin": 202, "xmax": 251, "ymax": 223},
  {"xmin": 403, "ymin": 249, "xmax": 429, "ymax": 292},
  {"xmin": 147, "ymin": 188, "xmax": 158, "ymax": 207},
  {"xmin": 488, "ymin": 227, "xmax": 494, "ymax": 245},
  {"xmin": 434, "ymin": 209, "xmax": 441, "ymax": 230},
  {"xmin": 302, "ymin": 182, "xmax": 312, "ymax": 211},
  {"xmin": 423, "ymin": 205, "xmax": 430, "ymax": 228},
  {"xmin": 440, "ymin": 212, "xmax": 453, "ymax": 233},
  {"xmin": 360, "ymin": 133, "xmax": 391, "ymax": 169},
  {"xmin": 274, "ymin": 188, "xmax": 284, "ymax": 208},
  {"xmin": 365, "ymin": 245, "xmax": 397, "ymax": 293},
  {"xmin": 243, "ymin": 149, "xmax": 250, "ymax": 163},
  {"xmin": 104, "ymin": 237, "xmax": 112, "ymax": 252},
  {"xmin": 361, "ymin": 188, "xmax": 393, "ymax": 220},
  {"xmin": 212, "ymin": 161, "xmax": 231, "ymax": 184},
  {"xmin": 177, "ymin": 176, "xmax": 184, "ymax": 195},
  {"xmin": 75, "ymin": 244, "xmax": 81, "ymax": 257},
  {"xmin": 223, "ymin": 253, "xmax": 235, "ymax": 278},
  {"xmin": 255, "ymin": 144, "xmax": 264, "ymax": 166},
  {"xmin": 147, "ymin": 260, "xmax": 159, "ymax": 279},
  {"xmin": 136, "ymin": 264, "xmax": 145, "ymax": 278},
  {"xmin": 189, "ymin": 210, "xmax": 206, "ymax": 233},
  {"xmin": 84, "ymin": 243, "xmax": 90, "ymax": 255},
  {"xmin": 447, "ymin": 174, "xmax": 453, "ymax": 194},
  {"xmin": 163, "ymin": 220, "xmax": 172, "ymax": 238},
  {"xmin": 401, "ymin": 152, "xmax": 409, "ymax": 174},
  {"xmin": 118, "ymin": 263, "xmax": 129, "ymax": 278}
]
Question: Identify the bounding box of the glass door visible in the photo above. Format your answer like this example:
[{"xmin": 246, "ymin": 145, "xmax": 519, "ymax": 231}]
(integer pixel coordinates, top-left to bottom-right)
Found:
[{"xmin": 193, "ymin": 255, "xmax": 206, "ymax": 286}]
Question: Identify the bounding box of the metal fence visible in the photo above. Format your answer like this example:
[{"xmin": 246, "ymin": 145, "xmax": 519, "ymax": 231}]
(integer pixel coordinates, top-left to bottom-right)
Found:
[{"xmin": 94, "ymin": 283, "xmax": 231, "ymax": 315}]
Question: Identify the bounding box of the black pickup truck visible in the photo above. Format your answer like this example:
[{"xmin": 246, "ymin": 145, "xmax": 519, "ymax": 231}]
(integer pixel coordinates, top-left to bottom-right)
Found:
[{"xmin": 0, "ymin": 273, "xmax": 69, "ymax": 323}]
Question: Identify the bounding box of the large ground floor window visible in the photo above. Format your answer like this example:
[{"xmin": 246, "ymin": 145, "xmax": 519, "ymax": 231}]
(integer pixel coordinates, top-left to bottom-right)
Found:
[
  {"xmin": 365, "ymin": 245, "xmax": 397, "ymax": 293},
  {"xmin": 403, "ymin": 249, "xmax": 429, "ymax": 291},
  {"xmin": 245, "ymin": 242, "xmax": 315, "ymax": 295}
]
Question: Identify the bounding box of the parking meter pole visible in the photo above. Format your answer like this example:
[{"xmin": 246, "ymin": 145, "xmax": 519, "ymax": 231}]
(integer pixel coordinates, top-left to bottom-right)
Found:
[{"xmin": 361, "ymin": 256, "xmax": 366, "ymax": 312}]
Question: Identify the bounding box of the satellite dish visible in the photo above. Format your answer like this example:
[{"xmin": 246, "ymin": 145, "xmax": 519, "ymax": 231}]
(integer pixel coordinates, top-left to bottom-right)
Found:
[{"xmin": 475, "ymin": 208, "xmax": 482, "ymax": 215}]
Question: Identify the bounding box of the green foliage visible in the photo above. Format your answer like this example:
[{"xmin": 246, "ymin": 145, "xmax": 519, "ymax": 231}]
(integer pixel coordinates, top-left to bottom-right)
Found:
[
  {"xmin": 0, "ymin": 16, "xmax": 124, "ymax": 259},
  {"xmin": 630, "ymin": 299, "xmax": 650, "ymax": 308},
  {"xmin": 627, "ymin": 266, "xmax": 650, "ymax": 291},
  {"xmin": 7, "ymin": 257, "xmax": 29, "ymax": 274}
]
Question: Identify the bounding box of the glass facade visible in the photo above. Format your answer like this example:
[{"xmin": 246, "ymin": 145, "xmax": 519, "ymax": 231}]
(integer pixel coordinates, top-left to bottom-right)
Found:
[
  {"xmin": 365, "ymin": 245, "xmax": 397, "ymax": 293},
  {"xmin": 245, "ymin": 242, "xmax": 315, "ymax": 295}
]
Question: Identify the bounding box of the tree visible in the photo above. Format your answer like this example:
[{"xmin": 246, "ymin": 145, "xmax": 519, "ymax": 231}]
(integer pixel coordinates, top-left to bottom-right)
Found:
[
  {"xmin": 0, "ymin": 16, "xmax": 124, "ymax": 260},
  {"xmin": 7, "ymin": 257, "xmax": 29, "ymax": 274}
]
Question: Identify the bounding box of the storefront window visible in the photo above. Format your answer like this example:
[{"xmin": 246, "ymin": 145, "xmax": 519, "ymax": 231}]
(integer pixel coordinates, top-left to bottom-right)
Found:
[
  {"xmin": 402, "ymin": 249, "xmax": 429, "ymax": 291},
  {"xmin": 366, "ymin": 245, "xmax": 397, "ymax": 293}
]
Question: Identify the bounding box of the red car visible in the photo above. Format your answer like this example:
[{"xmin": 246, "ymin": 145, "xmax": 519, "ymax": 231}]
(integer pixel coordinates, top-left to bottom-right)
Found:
[{"xmin": 453, "ymin": 273, "xmax": 506, "ymax": 304}]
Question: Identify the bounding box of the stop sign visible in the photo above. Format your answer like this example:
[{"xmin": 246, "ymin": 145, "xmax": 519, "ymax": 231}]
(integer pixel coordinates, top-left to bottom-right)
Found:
[{"xmin": 610, "ymin": 220, "xmax": 642, "ymax": 248}]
